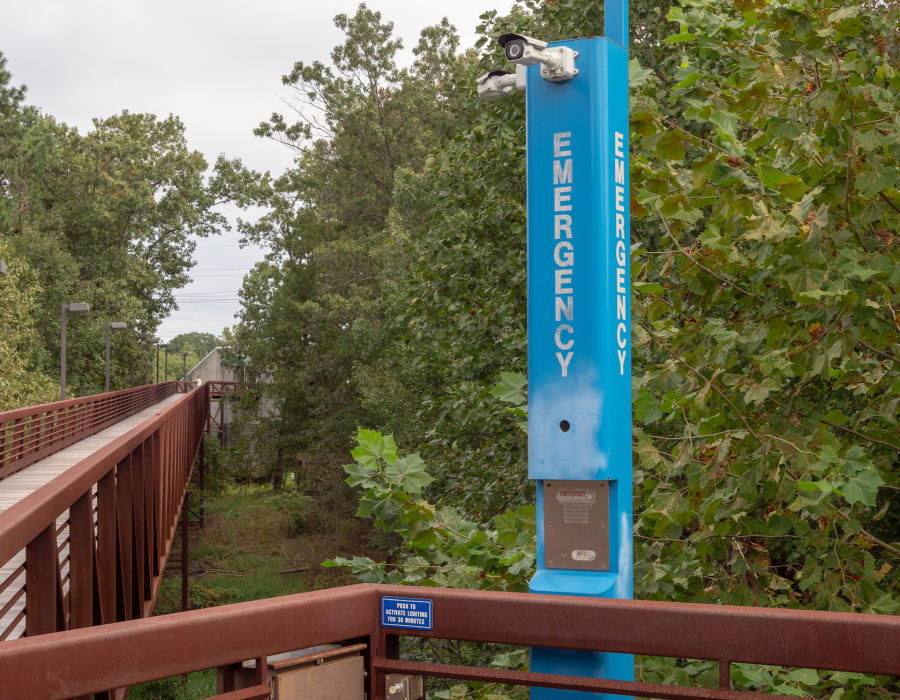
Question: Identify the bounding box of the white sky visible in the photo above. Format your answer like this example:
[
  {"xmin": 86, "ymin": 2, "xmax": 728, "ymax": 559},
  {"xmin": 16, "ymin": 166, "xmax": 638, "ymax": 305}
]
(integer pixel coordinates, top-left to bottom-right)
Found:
[{"xmin": 0, "ymin": 0, "xmax": 514, "ymax": 343}]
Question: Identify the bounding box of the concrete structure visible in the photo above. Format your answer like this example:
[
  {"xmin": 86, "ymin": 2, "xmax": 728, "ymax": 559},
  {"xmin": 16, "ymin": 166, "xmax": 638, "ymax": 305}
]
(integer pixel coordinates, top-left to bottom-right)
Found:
[{"xmin": 183, "ymin": 348, "xmax": 274, "ymax": 445}]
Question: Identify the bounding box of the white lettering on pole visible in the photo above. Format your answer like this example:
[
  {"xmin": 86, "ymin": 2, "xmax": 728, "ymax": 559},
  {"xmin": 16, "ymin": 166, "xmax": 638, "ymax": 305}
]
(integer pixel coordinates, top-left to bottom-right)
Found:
[
  {"xmin": 555, "ymin": 269, "xmax": 573, "ymax": 294},
  {"xmin": 554, "ymin": 132, "xmax": 572, "ymax": 157},
  {"xmin": 553, "ymin": 159, "xmax": 573, "ymax": 185},
  {"xmin": 556, "ymin": 296, "xmax": 573, "ymax": 321},
  {"xmin": 554, "ymin": 241, "xmax": 574, "ymax": 267},
  {"xmin": 612, "ymin": 131, "xmax": 628, "ymax": 376},
  {"xmin": 555, "ymin": 324, "xmax": 574, "ymax": 350},
  {"xmin": 553, "ymin": 132, "xmax": 574, "ymax": 376},
  {"xmin": 555, "ymin": 187, "xmax": 572, "ymax": 212}
]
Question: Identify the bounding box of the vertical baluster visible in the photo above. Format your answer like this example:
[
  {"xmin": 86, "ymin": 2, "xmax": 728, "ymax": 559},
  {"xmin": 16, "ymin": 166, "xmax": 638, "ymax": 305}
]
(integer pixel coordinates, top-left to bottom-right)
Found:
[
  {"xmin": 69, "ymin": 491, "xmax": 93, "ymax": 629},
  {"xmin": 132, "ymin": 446, "xmax": 147, "ymax": 618},
  {"xmin": 115, "ymin": 455, "xmax": 134, "ymax": 621},
  {"xmin": 96, "ymin": 469, "xmax": 116, "ymax": 624},
  {"xmin": 25, "ymin": 523, "xmax": 66, "ymax": 636}
]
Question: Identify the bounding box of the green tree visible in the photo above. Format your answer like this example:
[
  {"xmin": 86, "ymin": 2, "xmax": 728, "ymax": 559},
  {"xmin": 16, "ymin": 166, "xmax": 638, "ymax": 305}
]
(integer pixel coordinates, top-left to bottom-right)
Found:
[
  {"xmin": 0, "ymin": 51, "xmax": 261, "ymax": 401},
  {"xmin": 231, "ymin": 4, "xmax": 473, "ymax": 462}
]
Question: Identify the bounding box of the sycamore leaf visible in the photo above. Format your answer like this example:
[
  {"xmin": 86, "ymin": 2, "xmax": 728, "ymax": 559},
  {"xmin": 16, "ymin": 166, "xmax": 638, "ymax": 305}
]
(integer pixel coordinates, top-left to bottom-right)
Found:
[
  {"xmin": 344, "ymin": 461, "xmax": 378, "ymax": 488},
  {"xmin": 384, "ymin": 453, "xmax": 435, "ymax": 494},
  {"xmin": 666, "ymin": 33, "xmax": 698, "ymax": 43},
  {"xmin": 836, "ymin": 469, "xmax": 884, "ymax": 506},
  {"xmin": 629, "ymin": 59, "xmax": 653, "ymax": 88},
  {"xmin": 710, "ymin": 110, "xmax": 739, "ymax": 140},
  {"xmin": 490, "ymin": 372, "xmax": 527, "ymax": 405},
  {"xmin": 352, "ymin": 429, "xmax": 398, "ymax": 467}
]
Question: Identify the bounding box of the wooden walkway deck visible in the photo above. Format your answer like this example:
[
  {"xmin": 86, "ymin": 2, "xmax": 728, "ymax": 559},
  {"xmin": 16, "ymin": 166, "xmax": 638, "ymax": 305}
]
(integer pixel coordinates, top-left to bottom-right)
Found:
[{"xmin": 0, "ymin": 394, "xmax": 183, "ymax": 641}]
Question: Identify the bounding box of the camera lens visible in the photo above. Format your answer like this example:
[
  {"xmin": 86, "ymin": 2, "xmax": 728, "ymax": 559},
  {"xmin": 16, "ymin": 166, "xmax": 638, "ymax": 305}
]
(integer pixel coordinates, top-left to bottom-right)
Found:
[{"xmin": 506, "ymin": 40, "xmax": 525, "ymax": 60}]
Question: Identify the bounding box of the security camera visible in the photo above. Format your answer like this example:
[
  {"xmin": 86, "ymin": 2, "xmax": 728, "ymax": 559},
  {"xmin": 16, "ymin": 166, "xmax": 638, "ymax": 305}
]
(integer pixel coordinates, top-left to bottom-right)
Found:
[
  {"xmin": 476, "ymin": 70, "xmax": 518, "ymax": 101},
  {"xmin": 498, "ymin": 33, "xmax": 578, "ymax": 82}
]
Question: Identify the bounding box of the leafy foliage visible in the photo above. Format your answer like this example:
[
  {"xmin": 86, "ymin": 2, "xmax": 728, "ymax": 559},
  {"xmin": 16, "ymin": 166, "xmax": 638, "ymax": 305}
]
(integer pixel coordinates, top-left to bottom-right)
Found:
[{"xmin": 325, "ymin": 429, "xmax": 536, "ymax": 591}]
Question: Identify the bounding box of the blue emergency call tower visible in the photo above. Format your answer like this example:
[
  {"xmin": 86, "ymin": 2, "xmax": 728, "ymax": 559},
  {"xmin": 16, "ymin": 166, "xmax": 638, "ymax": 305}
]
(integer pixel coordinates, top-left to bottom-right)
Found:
[{"xmin": 476, "ymin": 3, "xmax": 631, "ymax": 697}]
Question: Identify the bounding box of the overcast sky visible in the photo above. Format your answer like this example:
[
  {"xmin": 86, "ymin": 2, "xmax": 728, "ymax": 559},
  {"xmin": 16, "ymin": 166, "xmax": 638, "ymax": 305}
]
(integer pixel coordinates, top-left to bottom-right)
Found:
[{"xmin": 0, "ymin": 0, "xmax": 514, "ymax": 343}]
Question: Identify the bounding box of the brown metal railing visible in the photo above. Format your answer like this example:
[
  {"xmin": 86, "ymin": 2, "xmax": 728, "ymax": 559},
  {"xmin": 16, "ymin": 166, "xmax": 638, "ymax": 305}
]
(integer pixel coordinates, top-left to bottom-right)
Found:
[
  {"xmin": 0, "ymin": 382, "xmax": 180, "ymax": 482},
  {"xmin": 1, "ymin": 583, "xmax": 898, "ymax": 699},
  {"xmin": 0, "ymin": 382, "xmax": 209, "ymax": 685}
]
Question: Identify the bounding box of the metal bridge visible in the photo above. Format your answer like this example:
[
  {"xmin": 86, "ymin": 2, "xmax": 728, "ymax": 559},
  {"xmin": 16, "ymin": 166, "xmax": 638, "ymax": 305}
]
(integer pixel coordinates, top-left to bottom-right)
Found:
[{"xmin": 0, "ymin": 384, "xmax": 899, "ymax": 699}]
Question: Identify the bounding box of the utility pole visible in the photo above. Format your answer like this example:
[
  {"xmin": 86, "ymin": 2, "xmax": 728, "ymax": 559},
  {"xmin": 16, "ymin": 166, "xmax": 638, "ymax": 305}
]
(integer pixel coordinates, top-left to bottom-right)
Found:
[{"xmin": 474, "ymin": 5, "xmax": 632, "ymax": 696}]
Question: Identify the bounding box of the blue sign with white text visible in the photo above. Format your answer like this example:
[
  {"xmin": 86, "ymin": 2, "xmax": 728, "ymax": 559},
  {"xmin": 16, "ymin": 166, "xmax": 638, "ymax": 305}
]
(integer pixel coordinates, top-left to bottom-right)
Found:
[{"xmin": 381, "ymin": 597, "xmax": 433, "ymax": 631}]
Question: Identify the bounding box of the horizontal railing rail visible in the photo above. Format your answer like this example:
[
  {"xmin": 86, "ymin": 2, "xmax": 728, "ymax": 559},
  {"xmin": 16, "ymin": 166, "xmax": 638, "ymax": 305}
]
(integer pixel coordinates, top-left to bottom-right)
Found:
[
  {"xmin": 0, "ymin": 382, "xmax": 209, "ymax": 689},
  {"xmin": 0, "ymin": 382, "xmax": 180, "ymax": 482},
  {"xmin": 1, "ymin": 583, "xmax": 898, "ymax": 700},
  {"xmin": 208, "ymin": 380, "xmax": 244, "ymax": 397}
]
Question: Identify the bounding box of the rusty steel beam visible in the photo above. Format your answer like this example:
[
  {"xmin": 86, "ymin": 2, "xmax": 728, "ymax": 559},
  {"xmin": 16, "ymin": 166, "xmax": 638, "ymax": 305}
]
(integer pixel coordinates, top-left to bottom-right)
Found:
[
  {"xmin": 373, "ymin": 658, "xmax": 793, "ymax": 700},
  {"xmin": 374, "ymin": 584, "xmax": 900, "ymax": 677},
  {"xmin": 0, "ymin": 586, "xmax": 376, "ymax": 699},
  {"xmin": 217, "ymin": 684, "xmax": 272, "ymax": 700}
]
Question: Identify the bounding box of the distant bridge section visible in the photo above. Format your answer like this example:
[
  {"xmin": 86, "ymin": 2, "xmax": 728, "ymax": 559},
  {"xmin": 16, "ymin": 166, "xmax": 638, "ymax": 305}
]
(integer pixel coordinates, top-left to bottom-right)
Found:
[{"xmin": 0, "ymin": 381, "xmax": 209, "ymax": 673}]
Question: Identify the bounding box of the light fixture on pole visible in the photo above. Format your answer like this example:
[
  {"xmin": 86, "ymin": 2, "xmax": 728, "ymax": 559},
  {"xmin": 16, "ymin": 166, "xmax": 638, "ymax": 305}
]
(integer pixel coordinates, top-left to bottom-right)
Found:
[
  {"xmin": 105, "ymin": 322, "xmax": 127, "ymax": 393},
  {"xmin": 182, "ymin": 351, "xmax": 193, "ymax": 381},
  {"xmin": 60, "ymin": 302, "xmax": 91, "ymax": 401}
]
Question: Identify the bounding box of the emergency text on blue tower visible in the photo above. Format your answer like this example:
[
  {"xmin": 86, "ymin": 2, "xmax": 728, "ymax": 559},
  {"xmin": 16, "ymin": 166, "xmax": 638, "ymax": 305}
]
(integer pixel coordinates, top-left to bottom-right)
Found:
[
  {"xmin": 613, "ymin": 131, "xmax": 628, "ymax": 375},
  {"xmin": 553, "ymin": 131, "xmax": 574, "ymax": 377}
]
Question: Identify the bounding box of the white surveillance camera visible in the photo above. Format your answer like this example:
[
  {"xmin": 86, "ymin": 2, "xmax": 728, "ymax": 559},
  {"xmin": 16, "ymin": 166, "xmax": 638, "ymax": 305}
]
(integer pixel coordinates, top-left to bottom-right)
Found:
[
  {"xmin": 497, "ymin": 33, "xmax": 578, "ymax": 82},
  {"xmin": 476, "ymin": 70, "xmax": 518, "ymax": 101}
]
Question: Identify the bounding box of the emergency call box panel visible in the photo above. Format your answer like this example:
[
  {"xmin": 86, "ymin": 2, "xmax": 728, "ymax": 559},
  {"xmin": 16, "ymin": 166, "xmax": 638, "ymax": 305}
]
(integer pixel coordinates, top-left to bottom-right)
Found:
[{"xmin": 543, "ymin": 479, "xmax": 610, "ymax": 571}]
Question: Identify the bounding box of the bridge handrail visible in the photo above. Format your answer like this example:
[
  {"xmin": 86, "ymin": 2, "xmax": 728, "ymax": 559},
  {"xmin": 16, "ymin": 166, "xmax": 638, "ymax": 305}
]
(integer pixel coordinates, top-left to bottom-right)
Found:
[
  {"xmin": 0, "ymin": 382, "xmax": 180, "ymax": 482},
  {"xmin": 0, "ymin": 582, "xmax": 899, "ymax": 699},
  {"xmin": 0, "ymin": 382, "xmax": 210, "ymax": 644}
]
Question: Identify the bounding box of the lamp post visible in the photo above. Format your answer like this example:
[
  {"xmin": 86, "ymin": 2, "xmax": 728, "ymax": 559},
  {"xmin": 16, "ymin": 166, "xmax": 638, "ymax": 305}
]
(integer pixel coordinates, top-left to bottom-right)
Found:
[
  {"xmin": 135, "ymin": 332, "xmax": 149, "ymax": 388},
  {"xmin": 160, "ymin": 344, "xmax": 171, "ymax": 382},
  {"xmin": 156, "ymin": 343, "xmax": 165, "ymax": 383},
  {"xmin": 61, "ymin": 302, "xmax": 91, "ymax": 401},
  {"xmin": 105, "ymin": 322, "xmax": 127, "ymax": 393},
  {"xmin": 182, "ymin": 351, "xmax": 193, "ymax": 381},
  {"xmin": 143, "ymin": 336, "xmax": 158, "ymax": 385}
]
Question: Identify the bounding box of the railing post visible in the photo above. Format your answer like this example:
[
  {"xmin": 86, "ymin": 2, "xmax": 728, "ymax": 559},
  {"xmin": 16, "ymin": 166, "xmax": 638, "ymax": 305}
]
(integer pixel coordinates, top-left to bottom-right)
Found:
[
  {"xmin": 25, "ymin": 523, "xmax": 66, "ymax": 636},
  {"xmin": 181, "ymin": 494, "xmax": 189, "ymax": 613},
  {"xmin": 69, "ymin": 491, "xmax": 94, "ymax": 629},
  {"xmin": 370, "ymin": 632, "xmax": 399, "ymax": 700},
  {"xmin": 199, "ymin": 437, "xmax": 205, "ymax": 529},
  {"xmin": 719, "ymin": 660, "xmax": 731, "ymax": 689}
]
